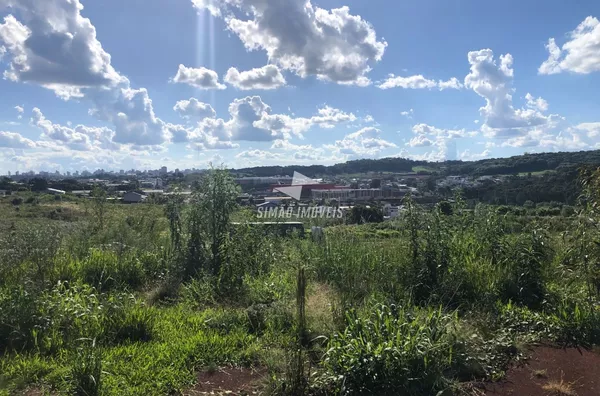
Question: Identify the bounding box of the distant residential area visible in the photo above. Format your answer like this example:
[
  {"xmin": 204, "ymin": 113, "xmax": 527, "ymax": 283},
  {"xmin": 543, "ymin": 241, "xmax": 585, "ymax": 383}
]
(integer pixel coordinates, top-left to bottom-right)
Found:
[{"xmin": 1, "ymin": 150, "xmax": 598, "ymax": 220}]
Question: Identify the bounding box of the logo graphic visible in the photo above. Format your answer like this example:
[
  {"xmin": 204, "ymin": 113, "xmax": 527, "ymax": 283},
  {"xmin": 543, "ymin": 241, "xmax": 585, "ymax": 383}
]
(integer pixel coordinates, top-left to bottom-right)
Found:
[
  {"xmin": 273, "ymin": 171, "xmax": 318, "ymax": 201},
  {"xmin": 258, "ymin": 170, "xmax": 343, "ymax": 219}
]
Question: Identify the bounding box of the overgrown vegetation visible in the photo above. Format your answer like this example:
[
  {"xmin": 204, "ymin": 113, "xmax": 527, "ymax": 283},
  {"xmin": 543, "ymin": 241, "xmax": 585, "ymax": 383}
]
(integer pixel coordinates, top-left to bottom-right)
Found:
[{"xmin": 2, "ymin": 166, "xmax": 600, "ymax": 395}]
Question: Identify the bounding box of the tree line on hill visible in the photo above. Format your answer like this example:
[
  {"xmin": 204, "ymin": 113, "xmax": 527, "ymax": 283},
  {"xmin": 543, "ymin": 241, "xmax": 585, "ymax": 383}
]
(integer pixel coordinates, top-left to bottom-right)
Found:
[
  {"xmin": 233, "ymin": 157, "xmax": 422, "ymax": 177},
  {"xmin": 234, "ymin": 150, "xmax": 600, "ymax": 178},
  {"xmin": 460, "ymin": 168, "xmax": 581, "ymax": 205}
]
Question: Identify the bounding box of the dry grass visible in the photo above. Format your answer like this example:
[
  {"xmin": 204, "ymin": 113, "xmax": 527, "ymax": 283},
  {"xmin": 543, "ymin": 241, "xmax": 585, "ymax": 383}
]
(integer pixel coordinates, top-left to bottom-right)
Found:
[
  {"xmin": 306, "ymin": 283, "xmax": 338, "ymax": 336},
  {"xmin": 542, "ymin": 375, "xmax": 577, "ymax": 396},
  {"xmin": 531, "ymin": 368, "xmax": 548, "ymax": 379}
]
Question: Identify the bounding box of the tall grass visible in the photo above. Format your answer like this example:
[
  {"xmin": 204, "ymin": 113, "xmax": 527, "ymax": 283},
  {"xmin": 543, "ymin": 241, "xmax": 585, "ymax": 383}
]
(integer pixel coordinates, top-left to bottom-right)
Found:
[
  {"xmin": 3, "ymin": 168, "xmax": 600, "ymax": 395},
  {"xmin": 323, "ymin": 304, "xmax": 460, "ymax": 395}
]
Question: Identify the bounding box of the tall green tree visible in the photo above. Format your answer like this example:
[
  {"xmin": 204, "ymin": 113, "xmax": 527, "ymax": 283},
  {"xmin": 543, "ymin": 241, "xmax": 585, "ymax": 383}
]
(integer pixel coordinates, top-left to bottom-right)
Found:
[{"xmin": 186, "ymin": 167, "xmax": 239, "ymax": 278}]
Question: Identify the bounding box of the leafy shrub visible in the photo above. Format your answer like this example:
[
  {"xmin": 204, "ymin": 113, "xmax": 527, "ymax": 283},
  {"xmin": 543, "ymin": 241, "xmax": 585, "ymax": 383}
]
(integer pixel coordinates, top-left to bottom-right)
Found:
[
  {"xmin": 0, "ymin": 224, "xmax": 63, "ymax": 286},
  {"xmin": 437, "ymin": 200, "xmax": 453, "ymax": 215},
  {"xmin": 0, "ymin": 282, "xmax": 103, "ymax": 354},
  {"xmin": 0, "ymin": 281, "xmax": 152, "ymax": 354},
  {"xmin": 202, "ymin": 308, "xmax": 250, "ymax": 334},
  {"xmin": 555, "ymin": 298, "xmax": 600, "ymax": 347},
  {"xmin": 102, "ymin": 295, "xmax": 155, "ymax": 344},
  {"xmin": 137, "ymin": 251, "xmax": 165, "ymax": 280},
  {"xmin": 25, "ymin": 196, "xmax": 39, "ymax": 205},
  {"xmin": 244, "ymin": 271, "xmax": 295, "ymax": 305},
  {"xmin": 180, "ymin": 277, "xmax": 216, "ymax": 308},
  {"xmin": 497, "ymin": 301, "xmax": 561, "ymax": 341},
  {"xmin": 146, "ymin": 279, "xmax": 181, "ymax": 306},
  {"xmin": 0, "ymin": 285, "xmax": 41, "ymax": 352},
  {"xmin": 346, "ymin": 205, "xmax": 384, "ymax": 225},
  {"xmin": 536, "ymin": 207, "xmax": 561, "ymax": 216},
  {"xmin": 323, "ymin": 304, "xmax": 460, "ymax": 395},
  {"xmin": 246, "ymin": 303, "xmax": 269, "ymax": 334},
  {"xmin": 71, "ymin": 339, "xmax": 102, "ymax": 396},
  {"xmin": 498, "ymin": 230, "xmax": 551, "ymax": 308},
  {"xmin": 560, "ymin": 205, "xmax": 576, "ymax": 217},
  {"xmin": 496, "ymin": 206, "xmax": 511, "ymax": 215},
  {"xmin": 11, "ymin": 196, "xmax": 23, "ymax": 206},
  {"xmin": 78, "ymin": 249, "xmax": 145, "ymax": 291}
]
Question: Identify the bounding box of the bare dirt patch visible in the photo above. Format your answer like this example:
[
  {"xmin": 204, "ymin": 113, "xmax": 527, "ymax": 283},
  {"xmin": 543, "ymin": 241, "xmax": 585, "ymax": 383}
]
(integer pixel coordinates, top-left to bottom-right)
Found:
[
  {"xmin": 183, "ymin": 367, "xmax": 267, "ymax": 396},
  {"xmin": 485, "ymin": 346, "xmax": 600, "ymax": 396}
]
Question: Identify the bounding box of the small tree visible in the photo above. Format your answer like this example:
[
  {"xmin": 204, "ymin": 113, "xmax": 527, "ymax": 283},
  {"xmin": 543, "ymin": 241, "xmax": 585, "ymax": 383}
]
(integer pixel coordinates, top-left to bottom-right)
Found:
[
  {"xmin": 346, "ymin": 205, "xmax": 383, "ymax": 224},
  {"xmin": 30, "ymin": 178, "xmax": 48, "ymax": 192},
  {"xmin": 90, "ymin": 187, "xmax": 107, "ymax": 231},
  {"xmin": 11, "ymin": 197, "xmax": 23, "ymax": 206},
  {"xmin": 186, "ymin": 166, "xmax": 240, "ymax": 279},
  {"xmin": 165, "ymin": 194, "xmax": 184, "ymax": 254},
  {"xmin": 437, "ymin": 200, "xmax": 453, "ymax": 216}
]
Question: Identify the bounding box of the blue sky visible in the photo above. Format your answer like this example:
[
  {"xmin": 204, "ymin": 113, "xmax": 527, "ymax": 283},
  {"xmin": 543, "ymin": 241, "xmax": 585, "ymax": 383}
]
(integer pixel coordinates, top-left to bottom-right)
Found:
[{"xmin": 0, "ymin": 0, "xmax": 599, "ymax": 173}]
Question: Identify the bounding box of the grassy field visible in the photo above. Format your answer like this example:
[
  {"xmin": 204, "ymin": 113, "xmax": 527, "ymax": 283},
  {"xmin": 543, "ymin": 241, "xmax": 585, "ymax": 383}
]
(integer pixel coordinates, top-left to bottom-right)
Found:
[
  {"xmin": 1, "ymin": 170, "xmax": 600, "ymax": 395},
  {"xmin": 412, "ymin": 165, "xmax": 437, "ymax": 173}
]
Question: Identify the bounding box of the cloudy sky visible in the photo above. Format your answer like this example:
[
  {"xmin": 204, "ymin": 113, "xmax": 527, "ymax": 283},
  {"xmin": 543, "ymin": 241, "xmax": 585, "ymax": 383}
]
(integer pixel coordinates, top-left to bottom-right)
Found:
[{"xmin": 0, "ymin": 0, "xmax": 599, "ymax": 173}]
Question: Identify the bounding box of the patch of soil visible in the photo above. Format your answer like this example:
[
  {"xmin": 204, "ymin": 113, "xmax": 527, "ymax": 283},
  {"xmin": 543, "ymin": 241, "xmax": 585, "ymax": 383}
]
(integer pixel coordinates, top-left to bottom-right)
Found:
[
  {"xmin": 183, "ymin": 367, "xmax": 267, "ymax": 396},
  {"xmin": 22, "ymin": 388, "xmax": 44, "ymax": 396},
  {"xmin": 20, "ymin": 387, "xmax": 56, "ymax": 396},
  {"xmin": 485, "ymin": 346, "xmax": 600, "ymax": 396}
]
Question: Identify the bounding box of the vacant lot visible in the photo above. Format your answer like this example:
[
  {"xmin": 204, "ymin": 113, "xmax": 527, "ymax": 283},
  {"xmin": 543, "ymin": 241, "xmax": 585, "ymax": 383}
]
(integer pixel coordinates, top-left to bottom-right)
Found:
[{"xmin": 2, "ymin": 170, "xmax": 600, "ymax": 395}]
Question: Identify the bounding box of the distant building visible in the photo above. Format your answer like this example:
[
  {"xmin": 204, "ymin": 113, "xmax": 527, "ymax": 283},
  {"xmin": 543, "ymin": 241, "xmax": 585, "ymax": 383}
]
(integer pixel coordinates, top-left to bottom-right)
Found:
[
  {"xmin": 272, "ymin": 183, "xmax": 341, "ymax": 200},
  {"xmin": 141, "ymin": 189, "xmax": 164, "ymax": 195},
  {"xmin": 236, "ymin": 176, "xmax": 294, "ymax": 186},
  {"xmin": 256, "ymin": 201, "xmax": 278, "ymax": 210},
  {"xmin": 437, "ymin": 176, "xmax": 472, "ymax": 188},
  {"xmin": 383, "ymin": 204, "xmax": 404, "ymax": 219},
  {"xmin": 72, "ymin": 190, "xmax": 92, "ymax": 197},
  {"xmin": 123, "ymin": 191, "xmax": 145, "ymax": 203},
  {"xmin": 262, "ymin": 196, "xmax": 293, "ymax": 205},
  {"xmin": 312, "ymin": 188, "xmax": 411, "ymax": 202},
  {"xmin": 46, "ymin": 188, "xmax": 66, "ymax": 195},
  {"xmin": 140, "ymin": 178, "xmax": 163, "ymax": 189}
]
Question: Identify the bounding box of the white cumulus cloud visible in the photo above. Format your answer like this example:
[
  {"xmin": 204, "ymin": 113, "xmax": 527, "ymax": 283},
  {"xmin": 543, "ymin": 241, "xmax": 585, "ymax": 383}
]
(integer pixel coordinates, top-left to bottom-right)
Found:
[
  {"xmin": 31, "ymin": 107, "xmax": 118, "ymax": 151},
  {"xmin": 575, "ymin": 122, "xmax": 600, "ymax": 138},
  {"xmin": 325, "ymin": 126, "xmax": 396, "ymax": 158},
  {"xmin": 173, "ymin": 98, "xmax": 216, "ymax": 119},
  {"xmin": 193, "ymin": 0, "xmax": 387, "ymax": 86},
  {"xmin": 87, "ymin": 86, "xmax": 170, "ymax": 147},
  {"xmin": 0, "ymin": 0, "xmax": 176, "ymax": 147},
  {"xmin": 14, "ymin": 105, "xmax": 24, "ymax": 119},
  {"xmin": 438, "ymin": 77, "xmax": 464, "ymax": 90},
  {"xmin": 378, "ymin": 74, "xmax": 463, "ymax": 90},
  {"xmin": 539, "ymin": 16, "xmax": 600, "ymax": 75},
  {"xmin": 378, "ymin": 74, "xmax": 437, "ymax": 90},
  {"xmin": 459, "ymin": 149, "xmax": 491, "ymax": 161},
  {"xmin": 171, "ymin": 64, "xmax": 226, "ymax": 90},
  {"xmin": 400, "ymin": 109, "xmax": 414, "ymax": 118},
  {"xmin": 525, "ymin": 93, "xmax": 549, "ymax": 112},
  {"xmin": 225, "ymin": 64, "xmax": 286, "ymax": 90},
  {"xmin": 0, "ymin": 0, "xmax": 125, "ymax": 98},
  {"xmin": 0, "ymin": 130, "xmax": 35, "ymax": 148},
  {"xmin": 465, "ymin": 49, "xmax": 548, "ymax": 138},
  {"xmin": 407, "ymin": 134, "xmax": 433, "ymax": 147}
]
